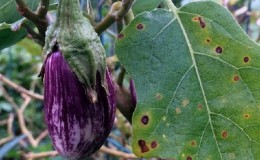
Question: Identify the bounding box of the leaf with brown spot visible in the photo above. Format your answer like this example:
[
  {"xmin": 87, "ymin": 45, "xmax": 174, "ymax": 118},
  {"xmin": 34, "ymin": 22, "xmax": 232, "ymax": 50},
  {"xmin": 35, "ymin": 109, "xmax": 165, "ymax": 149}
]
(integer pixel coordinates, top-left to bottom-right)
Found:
[{"xmin": 116, "ymin": 1, "xmax": 260, "ymax": 159}]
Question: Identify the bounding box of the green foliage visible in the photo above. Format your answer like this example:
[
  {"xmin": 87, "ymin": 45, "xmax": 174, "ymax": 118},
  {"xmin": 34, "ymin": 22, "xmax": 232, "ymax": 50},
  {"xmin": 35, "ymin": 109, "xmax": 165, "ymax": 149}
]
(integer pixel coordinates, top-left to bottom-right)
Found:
[
  {"xmin": 0, "ymin": 38, "xmax": 46, "ymax": 158},
  {"xmin": 0, "ymin": 23, "xmax": 27, "ymax": 51},
  {"xmin": 132, "ymin": 0, "xmax": 164, "ymax": 15},
  {"xmin": 116, "ymin": 1, "xmax": 260, "ymax": 159},
  {"xmin": 0, "ymin": 0, "xmax": 41, "ymax": 50},
  {"xmin": 0, "ymin": 0, "xmax": 58, "ymax": 50},
  {"xmin": 0, "ymin": 0, "xmax": 40, "ymax": 23}
]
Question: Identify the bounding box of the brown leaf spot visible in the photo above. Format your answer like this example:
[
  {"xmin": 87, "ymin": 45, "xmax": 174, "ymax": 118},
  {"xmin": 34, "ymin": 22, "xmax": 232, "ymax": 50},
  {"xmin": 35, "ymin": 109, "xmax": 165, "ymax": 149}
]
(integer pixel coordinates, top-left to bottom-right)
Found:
[
  {"xmin": 182, "ymin": 99, "xmax": 189, "ymax": 107},
  {"xmin": 233, "ymin": 75, "xmax": 240, "ymax": 82},
  {"xmin": 222, "ymin": 131, "xmax": 228, "ymax": 138},
  {"xmin": 244, "ymin": 114, "xmax": 250, "ymax": 119},
  {"xmin": 198, "ymin": 17, "xmax": 206, "ymax": 28},
  {"xmin": 192, "ymin": 16, "xmax": 199, "ymax": 21},
  {"xmin": 198, "ymin": 104, "xmax": 203, "ymax": 110},
  {"xmin": 141, "ymin": 115, "xmax": 149, "ymax": 125},
  {"xmin": 215, "ymin": 46, "xmax": 223, "ymax": 54},
  {"xmin": 150, "ymin": 141, "xmax": 158, "ymax": 148},
  {"xmin": 191, "ymin": 140, "xmax": 196, "ymax": 146},
  {"xmin": 118, "ymin": 33, "xmax": 124, "ymax": 39},
  {"xmin": 187, "ymin": 156, "xmax": 193, "ymax": 160},
  {"xmin": 155, "ymin": 93, "xmax": 162, "ymax": 100},
  {"xmin": 176, "ymin": 108, "xmax": 181, "ymax": 114},
  {"xmin": 138, "ymin": 140, "xmax": 149, "ymax": 153},
  {"xmin": 206, "ymin": 38, "xmax": 211, "ymax": 43},
  {"xmin": 244, "ymin": 57, "xmax": 249, "ymax": 63},
  {"xmin": 136, "ymin": 23, "xmax": 144, "ymax": 30}
]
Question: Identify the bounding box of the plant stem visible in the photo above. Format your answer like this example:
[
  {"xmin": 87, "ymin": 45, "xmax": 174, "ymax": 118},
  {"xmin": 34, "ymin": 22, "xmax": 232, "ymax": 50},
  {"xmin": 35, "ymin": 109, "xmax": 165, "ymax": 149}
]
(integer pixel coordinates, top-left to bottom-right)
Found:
[
  {"xmin": 58, "ymin": 0, "xmax": 82, "ymax": 25},
  {"xmin": 164, "ymin": 0, "xmax": 177, "ymax": 12},
  {"xmin": 116, "ymin": 0, "xmax": 134, "ymax": 20},
  {"xmin": 117, "ymin": 68, "xmax": 126, "ymax": 87},
  {"xmin": 37, "ymin": 0, "xmax": 50, "ymax": 19},
  {"xmin": 15, "ymin": 0, "xmax": 49, "ymax": 38},
  {"xmin": 94, "ymin": 0, "xmax": 134, "ymax": 35}
]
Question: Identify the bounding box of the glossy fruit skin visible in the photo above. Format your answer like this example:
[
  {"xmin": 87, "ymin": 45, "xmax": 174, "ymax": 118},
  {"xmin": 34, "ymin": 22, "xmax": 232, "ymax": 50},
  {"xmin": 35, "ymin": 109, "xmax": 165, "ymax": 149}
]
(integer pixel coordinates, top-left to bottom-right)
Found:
[{"xmin": 43, "ymin": 51, "xmax": 115, "ymax": 159}]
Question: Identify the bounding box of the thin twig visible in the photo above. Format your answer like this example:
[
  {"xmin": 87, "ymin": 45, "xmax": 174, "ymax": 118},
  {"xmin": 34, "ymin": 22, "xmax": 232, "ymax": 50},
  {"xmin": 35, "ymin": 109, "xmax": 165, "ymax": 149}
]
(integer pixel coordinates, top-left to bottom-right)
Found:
[
  {"xmin": 0, "ymin": 113, "xmax": 14, "ymax": 145},
  {"xmin": 100, "ymin": 146, "xmax": 137, "ymax": 159},
  {"xmin": 35, "ymin": 129, "xmax": 48, "ymax": 144},
  {"xmin": 16, "ymin": 98, "xmax": 39, "ymax": 147},
  {"xmin": 22, "ymin": 23, "xmax": 45, "ymax": 47},
  {"xmin": 20, "ymin": 94, "xmax": 32, "ymax": 112},
  {"xmin": 234, "ymin": 6, "xmax": 247, "ymax": 17},
  {"xmin": 15, "ymin": 0, "xmax": 41, "ymax": 24},
  {"xmin": 116, "ymin": 0, "xmax": 134, "ymax": 20},
  {"xmin": 7, "ymin": 113, "xmax": 14, "ymax": 136},
  {"xmin": 95, "ymin": 0, "xmax": 134, "ymax": 35},
  {"xmin": 23, "ymin": 146, "xmax": 137, "ymax": 160},
  {"xmin": 0, "ymin": 136, "xmax": 13, "ymax": 146},
  {"xmin": 15, "ymin": 0, "xmax": 49, "ymax": 37},
  {"xmin": 36, "ymin": 0, "xmax": 50, "ymax": 19},
  {"xmin": 0, "ymin": 73, "xmax": 43, "ymax": 100},
  {"xmin": 1, "ymin": 87, "xmax": 46, "ymax": 148},
  {"xmin": 0, "ymin": 85, "xmax": 20, "ymax": 111},
  {"xmin": 23, "ymin": 151, "xmax": 58, "ymax": 160}
]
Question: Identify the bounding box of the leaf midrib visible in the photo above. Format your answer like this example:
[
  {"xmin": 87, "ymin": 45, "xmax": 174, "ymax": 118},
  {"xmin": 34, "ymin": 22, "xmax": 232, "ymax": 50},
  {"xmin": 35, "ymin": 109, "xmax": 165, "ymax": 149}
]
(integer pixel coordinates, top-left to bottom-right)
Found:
[{"xmin": 166, "ymin": 1, "xmax": 224, "ymax": 159}]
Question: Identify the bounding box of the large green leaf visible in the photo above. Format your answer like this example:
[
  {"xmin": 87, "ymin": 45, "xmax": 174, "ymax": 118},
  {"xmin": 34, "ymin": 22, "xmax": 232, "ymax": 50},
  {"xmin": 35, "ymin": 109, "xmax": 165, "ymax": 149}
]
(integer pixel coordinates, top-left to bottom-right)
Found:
[
  {"xmin": 0, "ymin": 0, "xmax": 40, "ymax": 50},
  {"xmin": 132, "ymin": 0, "xmax": 164, "ymax": 15},
  {"xmin": 0, "ymin": 0, "xmax": 40, "ymax": 23},
  {"xmin": 116, "ymin": 1, "xmax": 260, "ymax": 159},
  {"xmin": 0, "ymin": 0, "xmax": 57, "ymax": 50},
  {"xmin": 0, "ymin": 23, "xmax": 27, "ymax": 50}
]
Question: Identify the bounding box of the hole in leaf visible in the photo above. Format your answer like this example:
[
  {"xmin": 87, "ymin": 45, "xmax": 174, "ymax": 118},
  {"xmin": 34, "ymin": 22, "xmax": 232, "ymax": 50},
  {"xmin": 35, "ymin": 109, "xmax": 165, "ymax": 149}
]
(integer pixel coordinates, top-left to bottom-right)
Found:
[
  {"xmin": 136, "ymin": 23, "xmax": 144, "ymax": 30},
  {"xmin": 141, "ymin": 115, "xmax": 149, "ymax": 125},
  {"xmin": 150, "ymin": 141, "xmax": 158, "ymax": 148},
  {"xmin": 215, "ymin": 46, "xmax": 223, "ymax": 54},
  {"xmin": 138, "ymin": 140, "xmax": 149, "ymax": 153}
]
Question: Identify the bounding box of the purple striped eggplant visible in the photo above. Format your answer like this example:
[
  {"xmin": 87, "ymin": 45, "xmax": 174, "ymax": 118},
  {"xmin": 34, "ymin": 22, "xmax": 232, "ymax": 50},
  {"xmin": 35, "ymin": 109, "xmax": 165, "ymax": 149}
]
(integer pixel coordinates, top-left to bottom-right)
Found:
[
  {"xmin": 43, "ymin": 51, "xmax": 116, "ymax": 159},
  {"xmin": 41, "ymin": 0, "xmax": 116, "ymax": 158}
]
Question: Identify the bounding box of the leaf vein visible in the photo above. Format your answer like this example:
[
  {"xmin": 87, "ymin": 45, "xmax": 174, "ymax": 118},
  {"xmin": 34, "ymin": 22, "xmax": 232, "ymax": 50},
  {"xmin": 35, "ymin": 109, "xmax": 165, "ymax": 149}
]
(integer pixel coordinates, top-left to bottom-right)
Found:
[{"xmin": 167, "ymin": 3, "xmax": 224, "ymax": 159}]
